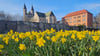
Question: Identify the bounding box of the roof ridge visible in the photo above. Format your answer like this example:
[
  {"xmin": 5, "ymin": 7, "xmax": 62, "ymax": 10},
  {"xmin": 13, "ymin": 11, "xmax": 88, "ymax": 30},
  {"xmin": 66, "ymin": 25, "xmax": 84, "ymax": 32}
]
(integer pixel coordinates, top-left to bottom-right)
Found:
[
  {"xmin": 46, "ymin": 11, "xmax": 52, "ymax": 14},
  {"xmin": 45, "ymin": 11, "xmax": 55, "ymax": 16},
  {"xmin": 63, "ymin": 9, "xmax": 90, "ymax": 18},
  {"xmin": 68, "ymin": 9, "xmax": 87, "ymax": 14},
  {"xmin": 36, "ymin": 11, "xmax": 45, "ymax": 14}
]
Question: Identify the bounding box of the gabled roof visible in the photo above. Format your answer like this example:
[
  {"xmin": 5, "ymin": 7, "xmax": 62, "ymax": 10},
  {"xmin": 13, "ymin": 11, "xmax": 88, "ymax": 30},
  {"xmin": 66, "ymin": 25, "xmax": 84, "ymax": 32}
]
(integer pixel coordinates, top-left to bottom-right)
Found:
[
  {"xmin": 35, "ymin": 11, "xmax": 55, "ymax": 17},
  {"xmin": 36, "ymin": 12, "xmax": 46, "ymax": 17},
  {"xmin": 45, "ymin": 11, "xmax": 55, "ymax": 16},
  {"xmin": 63, "ymin": 9, "xmax": 92, "ymax": 18}
]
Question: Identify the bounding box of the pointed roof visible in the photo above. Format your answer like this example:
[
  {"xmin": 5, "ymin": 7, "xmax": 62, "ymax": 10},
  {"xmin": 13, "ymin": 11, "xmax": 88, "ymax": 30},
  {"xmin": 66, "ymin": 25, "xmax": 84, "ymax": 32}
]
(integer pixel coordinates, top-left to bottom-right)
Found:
[
  {"xmin": 31, "ymin": 6, "xmax": 34, "ymax": 10},
  {"xmin": 24, "ymin": 4, "xmax": 26, "ymax": 9},
  {"xmin": 45, "ymin": 11, "xmax": 55, "ymax": 16},
  {"xmin": 63, "ymin": 9, "xmax": 92, "ymax": 18}
]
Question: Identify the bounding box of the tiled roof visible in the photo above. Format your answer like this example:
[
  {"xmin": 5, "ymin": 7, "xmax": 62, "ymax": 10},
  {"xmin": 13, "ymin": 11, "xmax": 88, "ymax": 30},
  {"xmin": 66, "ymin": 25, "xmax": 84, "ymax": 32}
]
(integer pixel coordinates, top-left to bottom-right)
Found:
[
  {"xmin": 36, "ymin": 11, "xmax": 55, "ymax": 17},
  {"xmin": 63, "ymin": 9, "xmax": 92, "ymax": 18}
]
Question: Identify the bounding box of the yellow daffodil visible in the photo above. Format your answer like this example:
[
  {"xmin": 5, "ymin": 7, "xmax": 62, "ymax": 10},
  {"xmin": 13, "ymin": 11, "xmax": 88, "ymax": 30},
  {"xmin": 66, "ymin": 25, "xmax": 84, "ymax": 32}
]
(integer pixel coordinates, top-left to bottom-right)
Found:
[
  {"xmin": 12, "ymin": 35, "xmax": 15, "ymax": 39},
  {"xmin": 36, "ymin": 38, "xmax": 46, "ymax": 47},
  {"xmin": 3, "ymin": 37, "xmax": 9, "ymax": 44},
  {"xmin": 29, "ymin": 35, "xmax": 34, "ymax": 40},
  {"xmin": 10, "ymin": 30, "xmax": 13, "ymax": 34},
  {"xmin": 71, "ymin": 34, "xmax": 75, "ymax": 40},
  {"xmin": 25, "ymin": 32, "xmax": 31, "ymax": 37},
  {"xmin": 0, "ymin": 50, "xmax": 2, "ymax": 52},
  {"xmin": 89, "ymin": 47, "xmax": 91, "ymax": 50},
  {"xmin": 0, "ymin": 34, "xmax": 4, "ymax": 38},
  {"xmin": 19, "ymin": 44, "xmax": 26, "ymax": 50},
  {"xmin": 77, "ymin": 34, "xmax": 85, "ymax": 40},
  {"xmin": 0, "ymin": 44, "xmax": 4, "ymax": 49},
  {"xmin": 92, "ymin": 36, "xmax": 99, "ymax": 42},
  {"xmin": 19, "ymin": 33, "xmax": 25, "ymax": 39},
  {"xmin": 15, "ymin": 38, "xmax": 19, "ymax": 42},
  {"xmin": 0, "ymin": 44, "xmax": 3, "ymax": 52},
  {"xmin": 51, "ymin": 36, "xmax": 57, "ymax": 42},
  {"xmin": 46, "ymin": 36, "xmax": 50, "ymax": 40},
  {"xmin": 61, "ymin": 37, "xmax": 66, "ymax": 43}
]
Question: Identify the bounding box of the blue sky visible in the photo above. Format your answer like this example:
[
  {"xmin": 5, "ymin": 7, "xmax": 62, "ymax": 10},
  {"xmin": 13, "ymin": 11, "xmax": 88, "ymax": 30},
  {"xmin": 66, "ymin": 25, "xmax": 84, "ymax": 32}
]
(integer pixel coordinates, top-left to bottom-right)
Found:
[{"xmin": 0, "ymin": 0, "xmax": 100, "ymax": 20}]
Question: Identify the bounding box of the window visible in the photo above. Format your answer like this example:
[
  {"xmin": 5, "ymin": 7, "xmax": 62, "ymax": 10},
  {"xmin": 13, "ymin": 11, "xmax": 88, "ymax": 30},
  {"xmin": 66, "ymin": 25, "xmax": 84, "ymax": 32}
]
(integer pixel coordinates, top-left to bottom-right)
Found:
[
  {"xmin": 66, "ymin": 18, "xmax": 68, "ymax": 20},
  {"xmin": 74, "ymin": 21, "xmax": 76, "ymax": 23},
  {"xmin": 70, "ymin": 17, "xmax": 72, "ymax": 20},
  {"xmin": 40, "ymin": 19, "xmax": 41, "ymax": 21},
  {"xmin": 73, "ymin": 17, "xmax": 76, "ymax": 19},
  {"xmin": 96, "ymin": 25, "xmax": 98, "ymax": 28},
  {"xmin": 74, "ymin": 24, "xmax": 76, "ymax": 26},
  {"xmin": 46, "ymin": 19, "xmax": 48, "ymax": 23},
  {"xmin": 50, "ymin": 18, "xmax": 52, "ymax": 23},
  {"xmin": 70, "ymin": 21, "xmax": 72, "ymax": 23},
  {"xmin": 83, "ymin": 23, "xmax": 86, "ymax": 25},
  {"xmin": 83, "ymin": 15, "xmax": 86, "ymax": 17},
  {"xmin": 78, "ymin": 20, "xmax": 81, "ymax": 22},
  {"xmin": 83, "ymin": 19, "xmax": 86, "ymax": 21},
  {"xmin": 77, "ymin": 16, "xmax": 81, "ymax": 18},
  {"xmin": 78, "ymin": 24, "xmax": 81, "ymax": 26},
  {"xmin": 62, "ymin": 19, "xmax": 65, "ymax": 21}
]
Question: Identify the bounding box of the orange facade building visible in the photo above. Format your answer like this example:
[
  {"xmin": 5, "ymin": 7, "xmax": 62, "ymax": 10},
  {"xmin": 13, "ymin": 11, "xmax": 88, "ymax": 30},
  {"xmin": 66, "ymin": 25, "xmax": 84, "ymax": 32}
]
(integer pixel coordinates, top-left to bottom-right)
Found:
[{"xmin": 62, "ymin": 9, "xmax": 93, "ymax": 27}]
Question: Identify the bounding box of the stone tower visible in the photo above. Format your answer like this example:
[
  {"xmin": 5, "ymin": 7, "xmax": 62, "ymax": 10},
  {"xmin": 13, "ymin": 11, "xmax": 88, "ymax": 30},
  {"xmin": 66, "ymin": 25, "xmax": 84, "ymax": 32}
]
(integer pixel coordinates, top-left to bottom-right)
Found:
[
  {"xmin": 23, "ymin": 4, "xmax": 27, "ymax": 21},
  {"xmin": 31, "ymin": 6, "xmax": 34, "ymax": 16}
]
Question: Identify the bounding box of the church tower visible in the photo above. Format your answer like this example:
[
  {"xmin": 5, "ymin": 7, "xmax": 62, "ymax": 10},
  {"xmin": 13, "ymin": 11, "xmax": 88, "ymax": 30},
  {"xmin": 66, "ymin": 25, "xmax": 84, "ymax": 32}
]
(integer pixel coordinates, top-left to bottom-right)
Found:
[
  {"xmin": 31, "ymin": 6, "xmax": 34, "ymax": 15},
  {"xmin": 23, "ymin": 4, "xmax": 27, "ymax": 21}
]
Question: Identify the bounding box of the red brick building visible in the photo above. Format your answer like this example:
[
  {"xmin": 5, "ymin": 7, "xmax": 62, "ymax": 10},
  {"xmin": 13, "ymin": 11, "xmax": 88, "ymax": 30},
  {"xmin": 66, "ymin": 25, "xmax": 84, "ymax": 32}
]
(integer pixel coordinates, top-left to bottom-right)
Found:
[{"xmin": 62, "ymin": 9, "xmax": 93, "ymax": 27}]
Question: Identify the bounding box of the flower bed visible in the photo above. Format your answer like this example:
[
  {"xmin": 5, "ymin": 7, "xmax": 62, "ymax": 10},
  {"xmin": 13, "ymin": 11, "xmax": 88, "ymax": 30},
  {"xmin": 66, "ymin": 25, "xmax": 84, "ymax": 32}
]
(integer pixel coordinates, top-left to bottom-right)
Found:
[{"xmin": 0, "ymin": 29, "xmax": 100, "ymax": 56}]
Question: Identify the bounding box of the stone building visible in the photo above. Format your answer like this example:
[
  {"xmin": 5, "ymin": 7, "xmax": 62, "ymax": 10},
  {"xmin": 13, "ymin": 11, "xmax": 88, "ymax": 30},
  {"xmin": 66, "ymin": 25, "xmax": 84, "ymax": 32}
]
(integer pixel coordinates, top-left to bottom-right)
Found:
[{"xmin": 23, "ymin": 4, "xmax": 56, "ymax": 23}]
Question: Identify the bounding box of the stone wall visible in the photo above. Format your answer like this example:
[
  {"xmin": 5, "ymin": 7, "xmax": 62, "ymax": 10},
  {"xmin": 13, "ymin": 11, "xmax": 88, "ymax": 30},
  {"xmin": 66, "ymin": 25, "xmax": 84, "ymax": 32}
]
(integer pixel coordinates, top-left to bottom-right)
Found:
[
  {"xmin": 0, "ymin": 21, "xmax": 7, "ymax": 33},
  {"xmin": 0, "ymin": 21, "xmax": 79, "ymax": 33}
]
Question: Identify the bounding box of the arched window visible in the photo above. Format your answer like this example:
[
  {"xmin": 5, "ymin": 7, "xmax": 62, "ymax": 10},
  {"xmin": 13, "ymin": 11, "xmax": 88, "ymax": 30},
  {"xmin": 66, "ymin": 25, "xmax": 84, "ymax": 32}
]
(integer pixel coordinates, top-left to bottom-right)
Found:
[{"xmin": 50, "ymin": 17, "xmax": 52, "ymax": 23}]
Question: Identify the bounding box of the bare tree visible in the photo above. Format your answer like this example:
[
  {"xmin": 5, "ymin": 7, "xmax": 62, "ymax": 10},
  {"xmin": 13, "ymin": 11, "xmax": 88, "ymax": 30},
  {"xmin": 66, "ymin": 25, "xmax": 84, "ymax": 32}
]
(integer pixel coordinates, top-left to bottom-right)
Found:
[
  {"xmin": 12, "ymin": 14, "xmax": 23, "ymax": 21},
  {"xmin": 93, "ymin": 13, "xmax": 100, "ymax": 28},
  {"xmin": 0, "ymin": 10, "xmax": 23, "ymax": 21},
  {"xmin": 0, "ymin": 11, "xmax": 6, "ymax": 20},
  {"xmin": 96, "ymin": 13, "xmax": 100, "ymax": 23}
]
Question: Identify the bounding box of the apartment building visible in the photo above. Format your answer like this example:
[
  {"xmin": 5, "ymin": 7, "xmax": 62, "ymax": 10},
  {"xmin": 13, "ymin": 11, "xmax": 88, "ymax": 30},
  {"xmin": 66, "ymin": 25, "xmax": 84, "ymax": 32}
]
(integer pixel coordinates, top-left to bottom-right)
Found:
[{"xmin": 62, "ymin": 9, "xmax": 93, "ymax": 27}]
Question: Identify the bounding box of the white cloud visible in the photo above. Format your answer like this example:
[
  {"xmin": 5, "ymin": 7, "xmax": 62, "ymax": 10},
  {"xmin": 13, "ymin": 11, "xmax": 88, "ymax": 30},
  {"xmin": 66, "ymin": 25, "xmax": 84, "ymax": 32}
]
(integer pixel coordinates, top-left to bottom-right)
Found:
[
  {"xmin": 79, "ymin": 3, "xmax": 100, "ymax": 9},
  {"xmin": 74, "ymin": 3, "xmax": 100, "ymax": 16}
]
